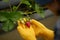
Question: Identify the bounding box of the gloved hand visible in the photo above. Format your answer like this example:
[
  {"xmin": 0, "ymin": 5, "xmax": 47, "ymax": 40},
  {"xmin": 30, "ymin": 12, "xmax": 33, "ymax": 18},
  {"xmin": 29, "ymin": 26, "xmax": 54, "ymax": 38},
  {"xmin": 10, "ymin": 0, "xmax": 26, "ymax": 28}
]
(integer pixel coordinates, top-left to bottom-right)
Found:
[
  {"xmin": 30, "ymin": 19, "xmax": 54, "ymax": 40},
  {"xmin": 17, "ymin": 20, "xmax": 36, "ymax": 40}
]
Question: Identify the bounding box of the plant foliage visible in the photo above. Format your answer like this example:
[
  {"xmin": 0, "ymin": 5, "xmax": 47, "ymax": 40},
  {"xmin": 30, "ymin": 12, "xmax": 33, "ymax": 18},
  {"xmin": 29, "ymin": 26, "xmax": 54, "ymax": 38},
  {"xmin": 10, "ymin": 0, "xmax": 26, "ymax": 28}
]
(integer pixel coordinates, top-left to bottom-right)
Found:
[{"xmin": 0, "ymin": 0, "xmax": 44, "ymax": 32}]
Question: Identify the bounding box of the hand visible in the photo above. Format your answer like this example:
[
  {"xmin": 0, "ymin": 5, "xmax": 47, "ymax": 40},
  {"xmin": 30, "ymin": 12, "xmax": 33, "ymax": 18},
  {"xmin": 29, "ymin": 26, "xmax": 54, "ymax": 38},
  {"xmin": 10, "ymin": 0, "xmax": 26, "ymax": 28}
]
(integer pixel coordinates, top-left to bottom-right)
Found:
[
  {"xmin": 17, "ymin": 21, "xmax": 36, "ymax": 40},
  {"xmin": 30, "ymin": 19, "xmax": 54, "ymax": 40}
]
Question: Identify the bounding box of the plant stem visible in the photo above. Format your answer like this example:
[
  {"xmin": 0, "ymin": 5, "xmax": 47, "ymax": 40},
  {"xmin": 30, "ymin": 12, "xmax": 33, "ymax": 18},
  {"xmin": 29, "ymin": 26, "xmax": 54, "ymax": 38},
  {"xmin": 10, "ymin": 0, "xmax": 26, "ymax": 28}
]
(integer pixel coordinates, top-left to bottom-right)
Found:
[
  {"xmin": 9, "ymin": 1, "xmax": 12, "ymax": 12},
  {"xmin": 15, "ymin": 2, "xmax": 21, "ymax": 11}
]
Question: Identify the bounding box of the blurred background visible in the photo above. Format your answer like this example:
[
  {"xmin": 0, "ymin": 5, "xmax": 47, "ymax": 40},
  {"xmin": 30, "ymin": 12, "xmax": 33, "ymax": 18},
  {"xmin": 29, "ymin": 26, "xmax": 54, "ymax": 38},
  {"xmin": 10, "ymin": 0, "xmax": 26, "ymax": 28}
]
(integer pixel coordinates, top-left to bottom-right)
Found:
[{"xmin": 0, "ymin": 0, "xmax": 57, "ymax": 40}]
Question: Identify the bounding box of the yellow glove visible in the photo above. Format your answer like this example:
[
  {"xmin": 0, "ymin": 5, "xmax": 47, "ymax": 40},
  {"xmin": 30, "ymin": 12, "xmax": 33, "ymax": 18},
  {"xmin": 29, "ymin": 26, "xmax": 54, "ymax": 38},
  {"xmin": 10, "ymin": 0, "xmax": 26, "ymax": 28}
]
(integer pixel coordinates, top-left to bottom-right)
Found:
[
  {"xmin": 30, "ymin": 19, "xmax": 54, "ymax": 40},
  {"xmin": 17, "ymin": 21, "xmax": 36, "ymax": 40}
]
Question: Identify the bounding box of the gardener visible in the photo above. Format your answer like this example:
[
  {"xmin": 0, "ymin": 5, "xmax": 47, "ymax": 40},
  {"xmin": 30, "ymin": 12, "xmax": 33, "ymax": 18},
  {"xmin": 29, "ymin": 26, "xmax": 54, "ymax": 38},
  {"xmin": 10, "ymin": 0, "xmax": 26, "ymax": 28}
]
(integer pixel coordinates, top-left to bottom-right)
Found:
[{"xmin": 17, "ymin": 0, "xmax": 60, "ymax": 40}]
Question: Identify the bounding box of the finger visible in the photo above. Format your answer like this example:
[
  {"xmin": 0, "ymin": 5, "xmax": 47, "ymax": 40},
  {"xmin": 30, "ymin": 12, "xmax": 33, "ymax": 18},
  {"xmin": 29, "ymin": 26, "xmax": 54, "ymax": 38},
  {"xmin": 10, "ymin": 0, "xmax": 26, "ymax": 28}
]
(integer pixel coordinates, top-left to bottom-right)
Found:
[
  {"xmin": 30, "ymin": 19, "xmax": 47, "ymax": 29},
  {"xmin": 17, "ymin": 26, "xmax": 25, "ymax": 36},
  {"xmin": 30, "ymin": 19, "xmax": 41, "ymax": 27},
  {"xmin": 17, "ymin": 26, "xmax": 23, "ymax": 31},
  {"xmin": 28, "ymin": 25, "xmax": 34, "ymax": 32},
  {"xmin": 17, "ymin": 20, "xmax": 25, "ymax": 28},
  {"xmin": 17, "ymin": 21, "xmax": 25, "ymax": 33},
  {"xmin": 31, "ymin": 24, "xmax": 42, "ymax": 35},
  {"xmin": 17, "ymin": 21, "xmax": 28, "ymax": 35},
  {"xmin": 22, "ymin": 24, "xmax": 26, "ymax": 28},
  {"xmin": 17, "ymin": 20, "xmax": 21, "ymax": 26}
]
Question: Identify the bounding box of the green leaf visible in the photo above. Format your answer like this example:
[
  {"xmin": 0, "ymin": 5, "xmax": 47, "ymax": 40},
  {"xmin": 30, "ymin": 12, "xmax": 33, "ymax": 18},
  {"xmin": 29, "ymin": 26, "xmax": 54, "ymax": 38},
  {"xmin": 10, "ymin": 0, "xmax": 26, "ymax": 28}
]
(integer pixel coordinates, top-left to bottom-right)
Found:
[
  {"xmin": 35, "ymin": 4, "xmax": 40, "ymax": 13},
  {"xmin": 0, "ymin": 11, "xmax": 23, "ymax": 32},
  {"xmin": 35, "ymin": 4, "xmax": 44, "ymax": 13},
  {"xmin": 8, "ymin": 21, "xmax": 14, "ymax": 31},
  {"xmin": 1, "ymin": 11, "xmax": 11, "ymax": 19},
  {"xmin": 3, "ymin": 0, "xmax": 9, "ymax": 2},
  {"xmin": 2, "ymin": 20, "xmax": 14, "ymax": 32},
  {"xmin": 21, "ymin": 0, "xmax": 31, "ymax": 6},
  {"xmin": 35, "ymin": 4, "xmax": 45, "ymax": 17},
  {"xmin": 23, "ymin": 1, "xmax": 31, "ymax": 6},
  {"xmin": 13, "ymin": 6, "xmax": 17, "ymax": 11},
  {"xmin": 10, "ymin": 11, "xmax": 23, "ymax": 22},
  {"xmin": 0, "ymin": 12, "xmax": 9, "ymax": 21},
  {"xmin": 0, "ymin": 16, "xmax": 8, "ymax": 21},
  {"xmin": 20, "ymin": 0, "xmax": 26, "ymax": 3}
]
